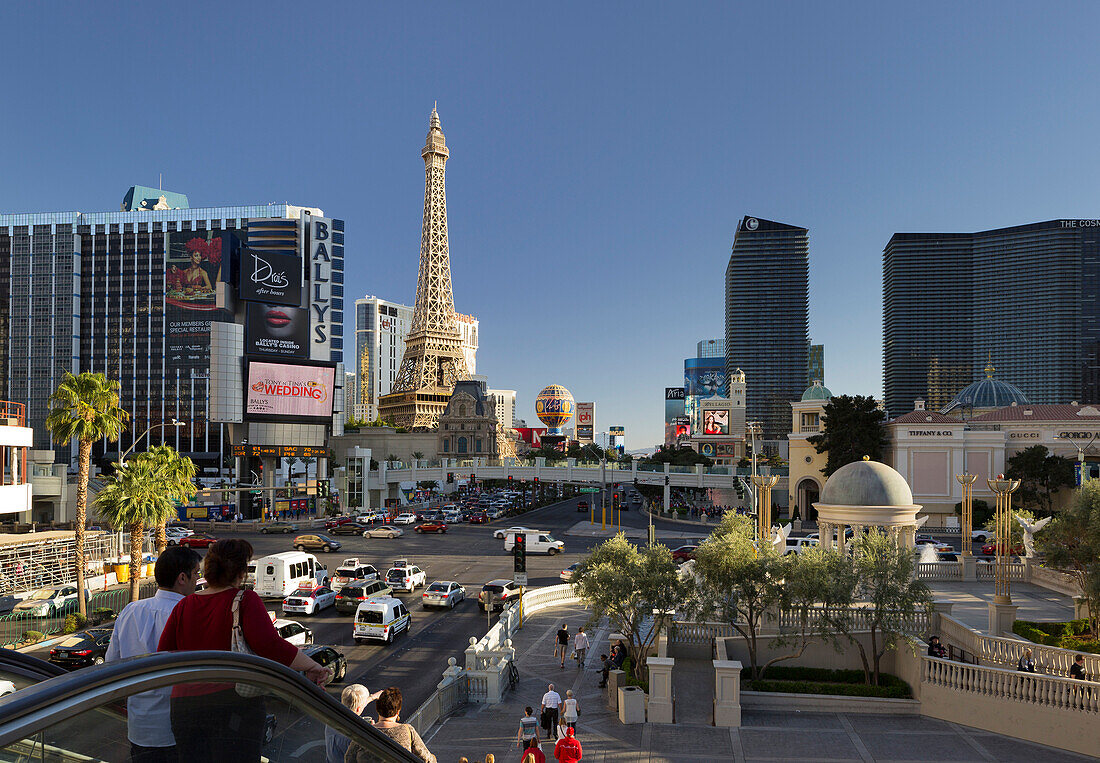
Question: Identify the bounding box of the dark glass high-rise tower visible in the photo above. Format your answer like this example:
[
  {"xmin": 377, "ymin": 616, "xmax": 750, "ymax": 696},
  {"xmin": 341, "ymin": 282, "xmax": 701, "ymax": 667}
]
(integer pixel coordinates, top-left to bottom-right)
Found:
[
  {"xmin": 725, "ymin": 216, "xmax": 809, "ymax": 440},
  {"xmin": 883, "ymin": 219, "xmax": 1100, "ymax": 417}
]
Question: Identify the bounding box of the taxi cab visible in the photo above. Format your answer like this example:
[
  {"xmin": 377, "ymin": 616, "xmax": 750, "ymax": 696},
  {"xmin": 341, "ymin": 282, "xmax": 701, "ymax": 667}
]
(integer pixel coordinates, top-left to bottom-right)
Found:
[
  {"xmin": 353, "ymin": 596, "xmax": 411, "ymax": 644},
  {"xmin": 281, "ymin": 584, "xmax": 336, "ymax": 615}
]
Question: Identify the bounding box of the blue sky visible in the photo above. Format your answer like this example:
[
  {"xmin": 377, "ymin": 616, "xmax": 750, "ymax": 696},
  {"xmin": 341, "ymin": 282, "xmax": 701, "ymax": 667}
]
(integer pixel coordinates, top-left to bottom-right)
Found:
[{"xmin": 3, "ymin": 2, "xmax": 1098, "ymax": 448}]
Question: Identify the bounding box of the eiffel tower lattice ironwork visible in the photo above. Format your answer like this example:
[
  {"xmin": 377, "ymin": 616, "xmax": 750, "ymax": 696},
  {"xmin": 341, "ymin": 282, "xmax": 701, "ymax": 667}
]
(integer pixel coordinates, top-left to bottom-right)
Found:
[{"xmin": 378, "ymin": 106, "xmax": 469, "ymax": 430}]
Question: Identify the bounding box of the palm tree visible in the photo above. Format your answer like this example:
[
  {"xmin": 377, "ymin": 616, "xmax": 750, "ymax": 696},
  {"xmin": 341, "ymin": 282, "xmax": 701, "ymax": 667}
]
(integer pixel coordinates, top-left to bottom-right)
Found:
[
  {"xmin": 94, "ymin": 457, "xmax": 178, "ymax": 601},
  {"xmin": 46, "ymin": 373, "xmax": 129, "ymax": 616},
  {"xmin": 140, "ymin": 445, "xmax": 197, "ymax": 552}
]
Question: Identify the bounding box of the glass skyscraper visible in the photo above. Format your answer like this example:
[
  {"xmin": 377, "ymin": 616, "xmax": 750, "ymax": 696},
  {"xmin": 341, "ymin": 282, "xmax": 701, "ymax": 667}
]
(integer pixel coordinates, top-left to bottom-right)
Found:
[
  {"xmin": 724, "ymin": 216, "xmax": 809, "ymax": 440},
  {"xmin": 883, "ymin": 219, "xmax": 1100, "ymax": 416}
]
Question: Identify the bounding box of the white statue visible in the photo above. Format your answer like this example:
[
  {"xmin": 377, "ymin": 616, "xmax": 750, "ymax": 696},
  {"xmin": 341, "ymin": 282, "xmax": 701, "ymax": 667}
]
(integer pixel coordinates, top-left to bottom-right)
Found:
[
  {"xmin": 771, "ymin": 523, "xmax": 792, "ymax": 554},
  {"xmin": 915, "ymin": 515, "xmax": 930, "ymax": 530},
  {"xmin": 1014, "ymin": 514, "xmax": 1052, "ymax": 558}
]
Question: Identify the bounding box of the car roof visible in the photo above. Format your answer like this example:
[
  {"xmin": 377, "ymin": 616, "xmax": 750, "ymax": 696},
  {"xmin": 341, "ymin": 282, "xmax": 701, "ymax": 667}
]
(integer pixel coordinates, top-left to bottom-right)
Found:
[
  {"xmin": 485, "ymin": 578, "xmax": 513, "ymax": 586},
  {"xmin": 357, "ymin": 595, "xmax": 402, "ymax": 608}
]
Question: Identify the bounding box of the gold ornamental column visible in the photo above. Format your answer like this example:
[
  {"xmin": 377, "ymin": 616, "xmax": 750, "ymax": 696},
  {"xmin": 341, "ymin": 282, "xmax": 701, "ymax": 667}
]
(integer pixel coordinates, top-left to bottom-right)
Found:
[
  {"xmin": 986, "ymin": 475, "xmax": 1021, "ymax": 635},
  {"xmin": 752, "ymin": 474, "xmax": 780, "ymax": 545},
  {"xmin": 955, "ymin": 473, "xmax": 977, "ymax": 557}
]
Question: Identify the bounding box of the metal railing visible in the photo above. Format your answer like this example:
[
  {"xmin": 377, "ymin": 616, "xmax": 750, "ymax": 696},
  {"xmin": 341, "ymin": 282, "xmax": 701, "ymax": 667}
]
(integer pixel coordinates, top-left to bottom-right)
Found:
[{"xmin": 0, "ymin": 580, "xmax": 157, "ymax": 648}]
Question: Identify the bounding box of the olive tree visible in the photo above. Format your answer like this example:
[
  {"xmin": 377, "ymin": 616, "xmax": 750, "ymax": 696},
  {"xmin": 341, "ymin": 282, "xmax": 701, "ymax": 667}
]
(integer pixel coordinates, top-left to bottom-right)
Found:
[
  {"xmin": 574, "ymin": 534, "xmax": 689, "ymax": 682},
  {"xmin": 1039, "ymin": 481, "xmax": 1100, "ymax": 636}
]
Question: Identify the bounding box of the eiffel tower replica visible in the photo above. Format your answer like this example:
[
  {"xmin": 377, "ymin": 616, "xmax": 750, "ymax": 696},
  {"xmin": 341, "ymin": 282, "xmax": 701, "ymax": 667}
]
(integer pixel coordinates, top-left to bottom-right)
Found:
[{"xmin": 378, "ymin": 106, "xmax": 469, "ymax": 430}]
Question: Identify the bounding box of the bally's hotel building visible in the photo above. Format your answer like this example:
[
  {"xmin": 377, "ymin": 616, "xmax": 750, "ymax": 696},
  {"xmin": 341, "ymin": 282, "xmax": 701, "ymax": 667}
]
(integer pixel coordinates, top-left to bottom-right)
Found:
[{"xmin": 0, "ymin": 187, "xmax": 346, "ymax": 499}]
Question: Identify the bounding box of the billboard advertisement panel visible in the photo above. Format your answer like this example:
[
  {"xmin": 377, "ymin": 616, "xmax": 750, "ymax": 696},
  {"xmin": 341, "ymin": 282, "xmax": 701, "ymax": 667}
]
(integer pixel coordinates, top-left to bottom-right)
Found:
[
  {"xmin": 239, "ymin": 246, "xmax": 302, "ymax": 306},
  {"xmin": 246, "ymin": 302, "xmax": 309, "ymax": 358},
  {"xmin": 166, "ymin": 232, "xmax": 233, "ymax": 372},
  {"xmin": 674, "ymin": 417, "xmax": 691, "ymax": 440},
  {"xmin": 702, "ymin": 409, "xmax": 730, "ymax": 436},
  {"xmin": 684, "ymin": 359, "xmax": 727, "ymax": 399},
  {"xmin": 576, "ymin": 425, "xmax": 594, "ymax": 439},
  {"xmin": 245, "ymin": 361, "xmax": 335, "ymax": 419},
  {"xmin": 576, "ymin": 402, "xmax": 594, "ymax": 442},
  {"xmin": 665, "ymin": 387, "xmax": 686, "ymax": 445}
]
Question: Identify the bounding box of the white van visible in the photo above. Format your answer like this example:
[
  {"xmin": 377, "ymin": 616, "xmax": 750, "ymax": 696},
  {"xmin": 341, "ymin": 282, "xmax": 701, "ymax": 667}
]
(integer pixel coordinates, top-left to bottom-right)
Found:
[
  {"xmin": 442, "ymin": 509, "xmax": 461, "ymax": 524},
  {"xmin": 254, "ymin": 551, "xmax": 328, "ymax": 598},
  {"xmin": 353, "ymin": 596, "xmax": 411, "ymax": 644},
  {"xmin": 504, "ymin": 530, "xmax": 564, "ymax": 555}
]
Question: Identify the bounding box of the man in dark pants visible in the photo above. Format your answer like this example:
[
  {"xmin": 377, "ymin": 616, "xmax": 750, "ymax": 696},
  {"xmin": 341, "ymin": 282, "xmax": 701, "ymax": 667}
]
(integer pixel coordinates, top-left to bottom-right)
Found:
[{"xmin": 105, "ymin": 546, "xmax": 202, "ymax": 763}]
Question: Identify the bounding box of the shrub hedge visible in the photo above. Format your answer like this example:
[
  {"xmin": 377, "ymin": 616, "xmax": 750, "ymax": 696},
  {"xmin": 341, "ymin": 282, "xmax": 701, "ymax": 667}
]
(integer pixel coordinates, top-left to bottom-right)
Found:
[
  {"xmin": 740, "ymin": 665, "xmax": 913, "ymax": 698},
  {"xmin": 1013, "ymin": 619, "xmax": 1100, "ymax": 654}
]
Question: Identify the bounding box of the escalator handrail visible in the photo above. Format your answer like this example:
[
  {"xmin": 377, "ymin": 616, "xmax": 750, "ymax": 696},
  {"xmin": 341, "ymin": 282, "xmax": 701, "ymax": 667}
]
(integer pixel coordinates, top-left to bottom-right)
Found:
[
  {"xmin": 0, "ymin": 648, "xmax": 66, "ymax": 682},
  {"xmin": 0, "ymin": 649, "xmax": 421, "ymax": 762}
]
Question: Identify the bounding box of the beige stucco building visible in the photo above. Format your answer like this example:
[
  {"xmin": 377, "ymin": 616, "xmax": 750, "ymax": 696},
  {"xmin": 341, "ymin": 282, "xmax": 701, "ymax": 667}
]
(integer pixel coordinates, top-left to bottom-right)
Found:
[{"xmin": 788, "ymin": 380, "xmax": 830, "ymax": 520}]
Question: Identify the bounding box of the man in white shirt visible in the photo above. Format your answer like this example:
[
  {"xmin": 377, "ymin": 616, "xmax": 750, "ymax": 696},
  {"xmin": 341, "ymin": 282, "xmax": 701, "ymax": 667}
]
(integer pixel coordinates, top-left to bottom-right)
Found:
[
  {"xmin": 573, "ymin": 626, "xmax": 590, "ymax": 669},
  {"xmin": 540, "ymin": 682, "xmax": 563, "ymax": 737},
  {"xmin": 105, "ymin": 545, "xmax": 201, "ymax": 763}
]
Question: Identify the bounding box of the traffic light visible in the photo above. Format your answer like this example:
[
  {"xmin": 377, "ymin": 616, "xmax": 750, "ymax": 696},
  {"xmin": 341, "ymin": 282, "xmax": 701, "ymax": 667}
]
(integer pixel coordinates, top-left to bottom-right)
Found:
[
  {"xmin": 664, "ymin": 475, "xmax": 670, "ymax": 486},
  {"xmin": 513, "ymin": 533, "xmax": 527, "ymax": 573},
  {"xmin": 735, "ymin": 479, "xmax": 745, "ymax": 499},
  {"xmin": 508, "ymin": 475, "xmax": 513, "ymax": 482},
  {"xmin": 633, "ymin": 477, "xmax": 639, "ymax": 488},
  {"xmin": 534, "ymin": 477, "xmax": 539, "ymax": 485},
  {"xmin": 447, "ymin": 472, "xmax": 454, "ymax": 484}
]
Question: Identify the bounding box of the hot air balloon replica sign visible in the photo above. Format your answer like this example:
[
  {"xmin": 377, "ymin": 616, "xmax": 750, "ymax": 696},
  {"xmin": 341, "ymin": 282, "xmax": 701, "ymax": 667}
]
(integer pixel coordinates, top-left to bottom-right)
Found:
[{"xmin": 534, "ymin": 384, "xmax": 575, "ymax": 449}]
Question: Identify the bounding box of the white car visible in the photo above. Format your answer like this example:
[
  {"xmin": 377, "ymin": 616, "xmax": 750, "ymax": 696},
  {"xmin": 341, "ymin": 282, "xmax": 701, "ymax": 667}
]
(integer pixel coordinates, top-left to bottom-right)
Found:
[
  {"xmin": 494, "ymin": 526, "xmax": 536, "ymax": 540},
  {"xmin": 385, "ymin": 562, "xmax": 427, "ymax": 592},
  {"xmin": 393, "ymin": 513, "xmax": 418, "ymax": 525},
  {"xmin": 971, "ymin": 529, "xmax": 990, "ymax": 543},
  {"xmin": 784, "ymin": 537, "xmax": 819, "ymax": 555},
  {"xmin": 0, "ymin": 680, "xmax": 15, "ymax": 697},
  {"xmin": 332, "ymin": 559, "xmax": 379, "ymax": 588},
  {"xmin": 273, "ymin": 618, "xmax": 313, "ymax": 646},
  {"xmin": 282, "ymin": 584, "xmax": 336, "ymax": 615},
  {"xmin": 421, "ymin": 580, "xmax": 465, "ymax": 609},
  {"xmin": 164, "ymin": 527, "xmax": 194, "ymax": 545},
  {"xmin": 364, "ymin": 526, "xmax": 404, "ymax": 539}
]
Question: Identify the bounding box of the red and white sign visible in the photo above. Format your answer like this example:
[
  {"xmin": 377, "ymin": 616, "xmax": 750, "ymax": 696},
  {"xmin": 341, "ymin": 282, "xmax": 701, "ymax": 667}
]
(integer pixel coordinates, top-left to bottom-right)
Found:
[
  {"xmin": 576, "ymin": 402, "xmax": 594, "ymax": 425},
  {"xmin": 246, "ymin": 361, "xmax": 335, "ymax": 418}
]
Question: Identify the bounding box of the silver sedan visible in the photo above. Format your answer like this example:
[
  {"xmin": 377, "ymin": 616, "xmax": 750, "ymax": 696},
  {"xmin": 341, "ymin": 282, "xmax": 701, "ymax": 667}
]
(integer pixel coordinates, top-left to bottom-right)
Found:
[
  {"xmin": 364, "ymin": 526, "xmax": 404, "ymax": 539},
  {"xmin": 421, "ymin": 580, "xmax": 465, "ymax": 609}
]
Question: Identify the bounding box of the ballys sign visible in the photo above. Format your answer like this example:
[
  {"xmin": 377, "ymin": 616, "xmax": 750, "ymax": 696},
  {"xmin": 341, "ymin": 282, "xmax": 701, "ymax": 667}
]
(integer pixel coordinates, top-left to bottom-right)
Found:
[{"xmin": 308, "ymin": 217, "xmax": 334, "ymax": 360}]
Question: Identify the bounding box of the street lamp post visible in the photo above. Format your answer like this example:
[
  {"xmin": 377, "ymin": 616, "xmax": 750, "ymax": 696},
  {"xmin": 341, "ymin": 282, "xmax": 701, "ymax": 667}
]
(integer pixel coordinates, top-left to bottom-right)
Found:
[
  {"xmin": 955, "ymin": 473, "xmax": 977, "ymax": 556},
  {"xmin": 752, "ymin": 474, "xmax": 779, "ymax": 544},
  {"xmin": 986, "ymin": 474, "xmax": 1021, "ymax": 635},
  {"xmin": 746, "ymin": 421, "xmax": 761, "ymax": 517},
  {"xmin": 119, "ymin": 419, "xmax": 185, "ymax": 465}
]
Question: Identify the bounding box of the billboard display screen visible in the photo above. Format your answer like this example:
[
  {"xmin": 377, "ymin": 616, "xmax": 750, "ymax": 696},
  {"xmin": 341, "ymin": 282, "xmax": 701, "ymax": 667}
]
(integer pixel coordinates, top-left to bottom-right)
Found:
[
  {"xmin": 576, "ymin": 425, "xmax": 594, "ymax": 439},
  {"xmin": 166, "ymin": 232, "xmax": 233, "ymax": 373},
  {"xmin": 702, "ymin": 409, "xmax": 730, "ymax": 436},
  {"xmin": 665, "ymin": 387, "xmax": 686, "ymax": 445},
  {"xmin": 246, "ymin": 302, "xmax": 309, "ymax": 358},
  {"xmin": 674, "ymin": 416, "xmax": 691, "ymax": 439},
  {"xmin": 245, "ymin": 361, "xmax": 335, "ymax": 419},
  {"xmin": 684, "ymin": 359, "xmax": 727, "ymax": 399},
  {"xmin": 239, "ymin": 246, "xmax": 302, "ymax": 306}
]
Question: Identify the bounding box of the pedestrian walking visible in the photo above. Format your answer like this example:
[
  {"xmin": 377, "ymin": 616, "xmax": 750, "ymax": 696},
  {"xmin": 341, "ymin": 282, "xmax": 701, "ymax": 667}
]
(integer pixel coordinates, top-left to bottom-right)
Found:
[
  {"xmin": 573, "ymin": 627, "xmax": 589, "ymax": 669},
  {"xmin": 1017, "ymin": 648, "xmax": 1037, "ymax": 673},
  {"xmin": 561, "ymin": 690, "xmax": 578, "ymax": 732},
  {"xmin": 553, "ymin": 727, "xmax": 582, "ymax": 762},
  {"xmin": 105, "ymin": 546, "xmax": 202, "ymax": 763},
  {"xmin": 1070, "ymin": 655, "xmax": 1087, "ymax": 680},
  {"xmin": 517, "ymin": 706, "xmax": 540, "ymax": 750},
  {"xmin": 540, "ymin": 684, "xmax": 562, "ymax": 737},
  {"xmin": 521, "ymin": 738, "xmax": 546, "ymax": 763},
  {"xmin": 555, "ymin": 623, "xmax": 569, "ymax": 668}
]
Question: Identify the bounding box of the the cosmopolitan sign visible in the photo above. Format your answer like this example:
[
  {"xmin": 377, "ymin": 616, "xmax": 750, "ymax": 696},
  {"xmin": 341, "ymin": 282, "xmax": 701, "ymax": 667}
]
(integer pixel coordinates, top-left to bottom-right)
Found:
[{"xmin": 246, "ymin": 361, "xmax": 335, "ymax": 419}]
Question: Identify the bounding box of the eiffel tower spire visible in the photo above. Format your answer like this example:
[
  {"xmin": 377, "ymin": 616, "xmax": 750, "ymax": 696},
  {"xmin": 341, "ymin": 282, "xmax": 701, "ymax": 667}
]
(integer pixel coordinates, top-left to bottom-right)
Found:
[{"xmin": 378, "ymin": 106, "xmax": 469, "ymax": 430}]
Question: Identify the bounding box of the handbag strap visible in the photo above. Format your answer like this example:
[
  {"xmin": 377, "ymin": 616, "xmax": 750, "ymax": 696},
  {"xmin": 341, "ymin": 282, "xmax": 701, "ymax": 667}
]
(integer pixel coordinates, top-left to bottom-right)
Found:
[{"xmin": 231, "ymin": 588, "xmax": 246, "ymax": 631}]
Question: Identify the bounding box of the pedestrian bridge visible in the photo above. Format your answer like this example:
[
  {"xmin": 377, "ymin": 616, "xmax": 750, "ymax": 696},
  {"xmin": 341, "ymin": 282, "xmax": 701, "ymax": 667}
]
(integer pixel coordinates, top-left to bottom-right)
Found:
[{"xmin": 352, "ymin": 457, "xmax": 788, "ymax": 510}]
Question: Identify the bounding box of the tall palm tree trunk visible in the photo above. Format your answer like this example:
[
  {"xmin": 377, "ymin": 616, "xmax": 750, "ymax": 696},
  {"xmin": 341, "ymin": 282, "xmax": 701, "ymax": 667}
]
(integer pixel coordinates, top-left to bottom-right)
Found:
[
  {"xmin": 74, "ymin": 439, "xmax": 91, "ymax": 617},
  {"xmin": 155, "ymin": 523, "xmax": 167, "ymax": 554},
  {"xmin": 129, "ymin": 520, "xmax": 144, "ymax": 603}
]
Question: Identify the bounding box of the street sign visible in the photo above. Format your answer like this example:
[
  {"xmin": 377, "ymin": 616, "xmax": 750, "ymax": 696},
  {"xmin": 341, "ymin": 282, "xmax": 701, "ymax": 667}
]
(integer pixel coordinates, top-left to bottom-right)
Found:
[
  {"xmin": 580, "ymin": 487, "xmax": 600, "ymax": 493},
  {"xmin": 513, "ymin": 572, "xmax": 528, "ymax": 586}
]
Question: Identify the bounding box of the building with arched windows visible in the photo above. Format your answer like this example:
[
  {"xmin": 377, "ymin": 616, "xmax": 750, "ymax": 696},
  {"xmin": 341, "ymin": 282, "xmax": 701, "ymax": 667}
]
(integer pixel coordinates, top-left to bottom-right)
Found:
[
  {"xmin": 788, "ymin": 380, "xmax": 831, "ymax": 520},
  {"xmin": 438, "ymin": 381, "xmax": 499, "ymax": 457}
]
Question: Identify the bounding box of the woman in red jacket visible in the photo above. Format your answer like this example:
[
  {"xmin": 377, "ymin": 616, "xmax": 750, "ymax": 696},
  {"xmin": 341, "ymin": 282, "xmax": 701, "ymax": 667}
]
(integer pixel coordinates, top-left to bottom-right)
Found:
[{"xmin": 158, "ymin": 538, "xmax": 329, "ymax": 761}]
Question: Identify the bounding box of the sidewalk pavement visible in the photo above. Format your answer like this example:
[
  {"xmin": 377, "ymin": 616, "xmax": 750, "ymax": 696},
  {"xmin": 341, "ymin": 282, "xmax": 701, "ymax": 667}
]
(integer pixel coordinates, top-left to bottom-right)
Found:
[
  {"xmin": 564, "ymin": 521, "xmax": 704, "ymax": 541},
  {"xmin": 927, "ymin": 581, "xmax": 1076, "ymax": 631},
  {"xmin": 422, "ymin": 606, "xmax": 1093, "ymax": 762}
]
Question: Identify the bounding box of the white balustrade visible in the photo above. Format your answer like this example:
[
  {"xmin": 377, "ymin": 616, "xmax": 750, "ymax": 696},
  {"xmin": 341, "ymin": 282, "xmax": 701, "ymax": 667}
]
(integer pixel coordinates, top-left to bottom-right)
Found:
[
  {"xmin": 916, "ymin": 561, "xmax": 962, "ymax": 581},
  {"xmin": 923, "ymin": 655, "xmax": 1099, "ymax": 713}
]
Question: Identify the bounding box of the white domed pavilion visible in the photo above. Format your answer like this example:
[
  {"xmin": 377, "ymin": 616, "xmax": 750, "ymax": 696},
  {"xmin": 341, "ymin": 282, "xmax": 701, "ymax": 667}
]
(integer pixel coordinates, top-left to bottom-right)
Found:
[{"xmin": 813, "ymin": 457, "xmax": 923, "ymax": 550}]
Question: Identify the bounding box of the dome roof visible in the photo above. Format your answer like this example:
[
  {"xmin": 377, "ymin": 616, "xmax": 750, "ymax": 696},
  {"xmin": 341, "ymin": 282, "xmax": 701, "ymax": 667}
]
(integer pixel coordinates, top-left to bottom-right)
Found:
[
  {"xmin": 940, "ymin": 360, "xmax": 1028, "ymax": 415},
  {"xmin": 801, "ymin": 379, "xmax": 832, "ymax": 401},
  {"xmin": 820, "ymin": 458, "xmax": 915, "ymax": 507}
]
